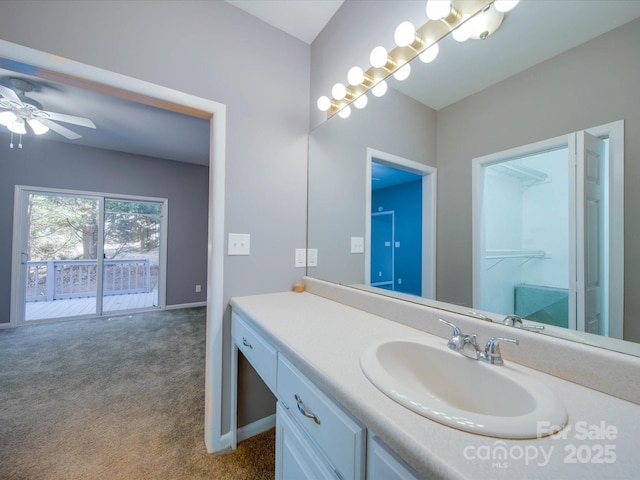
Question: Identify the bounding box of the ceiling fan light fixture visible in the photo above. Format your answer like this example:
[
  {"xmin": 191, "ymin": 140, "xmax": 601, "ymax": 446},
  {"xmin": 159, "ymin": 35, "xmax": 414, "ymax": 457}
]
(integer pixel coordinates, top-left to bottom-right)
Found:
[
  {"xmin": 0, "ymin": 110, "xmax": 17, "ymax": 127},
  {"xmin": 28, "ymin": 118, "xmax": 50, "ymax": 135},
  {"xmin": 8, "ymin": 117, "xmax": 27, "ymax": 135}
]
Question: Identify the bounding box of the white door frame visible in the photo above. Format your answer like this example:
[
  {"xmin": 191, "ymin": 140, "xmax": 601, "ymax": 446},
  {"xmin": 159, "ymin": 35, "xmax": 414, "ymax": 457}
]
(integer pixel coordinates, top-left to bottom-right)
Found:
[
  {"xmin": 472, "ymin": 121, "xmax": 623, "ymax": 337},
  {"xmin": 0, "ymin": 40, "xmax": 228, "ymax": 452},
  {"xmin": 366, "ymin": 147, "xmax": 437, "ymax": 299},
  {"xmin": 11, "ymin": 185, "xmax": 169, "ymax": 326}
]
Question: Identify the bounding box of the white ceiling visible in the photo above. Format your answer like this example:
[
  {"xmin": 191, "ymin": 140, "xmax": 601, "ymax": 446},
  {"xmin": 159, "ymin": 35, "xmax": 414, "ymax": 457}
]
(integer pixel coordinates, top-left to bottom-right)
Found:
[
  {"xmin": 224, "ymin": 0, "xmax": 344, "ymax": 44},
  {"xmin": 2, "ymin": 1, "xmax": 639, "ymax": 168}
]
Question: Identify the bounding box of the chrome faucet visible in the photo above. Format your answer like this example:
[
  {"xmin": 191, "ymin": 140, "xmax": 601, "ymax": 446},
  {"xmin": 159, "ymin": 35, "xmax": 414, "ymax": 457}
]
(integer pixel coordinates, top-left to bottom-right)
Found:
[
  {"xmin": 502, "ymin": 315, "xmax": 545, "ymax": 331},
  {"xmin": 439, "ymin": 319, "xmax": 480, "ymax": 360},
  {"xmin": 439, "ymin": 319, "xmax": 519, "ymax": 366},
  {"xmin": 479, "ymin": 337, "xmax": 519, "ymax": 366}
]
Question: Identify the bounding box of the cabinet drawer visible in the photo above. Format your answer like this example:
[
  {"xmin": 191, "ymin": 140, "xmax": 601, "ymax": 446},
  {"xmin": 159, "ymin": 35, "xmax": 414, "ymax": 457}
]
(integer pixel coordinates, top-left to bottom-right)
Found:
[
  {"xmin": 277, "ymin": 355, "xmax": 365, "ymax": 480},
  {"xmin": 232, "ymin": 311, "xmax": 277, "ymax": 390}
]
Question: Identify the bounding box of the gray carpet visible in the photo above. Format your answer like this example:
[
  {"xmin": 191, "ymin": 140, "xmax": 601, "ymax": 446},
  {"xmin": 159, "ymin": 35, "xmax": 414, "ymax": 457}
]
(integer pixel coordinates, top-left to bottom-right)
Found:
[{"xmin": 0, "ymin": 308, "xmax": 275, "ymax": 479}]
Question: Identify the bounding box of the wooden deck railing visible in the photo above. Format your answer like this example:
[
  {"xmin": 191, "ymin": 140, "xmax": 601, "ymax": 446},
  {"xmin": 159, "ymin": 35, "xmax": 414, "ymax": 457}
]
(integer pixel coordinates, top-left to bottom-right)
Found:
[{"xmin": 26, "ymin": 259, "xmax": 152, "ymax": 302}]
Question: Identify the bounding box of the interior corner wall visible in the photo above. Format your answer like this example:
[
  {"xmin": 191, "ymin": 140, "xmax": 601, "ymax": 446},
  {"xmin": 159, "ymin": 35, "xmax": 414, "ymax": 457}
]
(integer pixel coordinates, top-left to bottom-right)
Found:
[
  {"xmin": 0, "ymin": 139, "xmax": 209, "ymax": 324},
  {"xmin": 435, "ymin": 19, "xmax": 640, "ymax": 342}
]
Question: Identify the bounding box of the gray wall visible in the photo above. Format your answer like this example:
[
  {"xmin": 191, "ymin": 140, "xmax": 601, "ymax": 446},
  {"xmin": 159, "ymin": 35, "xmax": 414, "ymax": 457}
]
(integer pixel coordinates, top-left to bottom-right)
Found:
[
  {"xmin": 0, "ymin": 139, "xmax": 209, "ymax": 320},
  {"xmin": 0, "ymin": 1, "xmax": 309, "ymax": 431},
  {"xmin": 436, "ymin": 19, "xmax": 640, "ymax": 342}
]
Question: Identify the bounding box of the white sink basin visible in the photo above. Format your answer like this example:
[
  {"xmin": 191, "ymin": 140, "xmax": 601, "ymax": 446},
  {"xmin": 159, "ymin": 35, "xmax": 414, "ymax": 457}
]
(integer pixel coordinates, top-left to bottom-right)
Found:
[{"xmin": 360, "ymin": 336, "xmax": 568, "ymax": 439}]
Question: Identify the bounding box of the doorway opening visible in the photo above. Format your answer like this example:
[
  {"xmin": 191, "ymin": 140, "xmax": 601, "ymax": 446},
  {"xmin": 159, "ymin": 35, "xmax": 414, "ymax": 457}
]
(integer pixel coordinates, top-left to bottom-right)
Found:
[{"xmin": 1, "ymin": 40, "xmax": 228, "ymax": 452}]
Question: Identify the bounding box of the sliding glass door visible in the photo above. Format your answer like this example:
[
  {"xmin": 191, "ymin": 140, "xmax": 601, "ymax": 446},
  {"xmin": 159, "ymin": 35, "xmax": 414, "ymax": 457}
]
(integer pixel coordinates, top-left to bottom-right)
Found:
[
  {"xmin": 102, "ymin": 199, "xmax": 161, "ymax": 314},
  {"xmin": 13, "ymin": 187, "xmax": 166, "ymax": 325}
]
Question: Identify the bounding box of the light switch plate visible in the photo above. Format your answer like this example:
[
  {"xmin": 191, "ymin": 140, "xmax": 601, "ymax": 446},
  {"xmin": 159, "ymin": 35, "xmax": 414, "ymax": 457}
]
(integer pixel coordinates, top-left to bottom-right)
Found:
[
  {"xmin": 307, "ymin": 248, "xmax": 318, "ymax": 267},
  {"xmin": 295, "ymin": 248, "xmax": 306, "ymax": 267},
  {"xmin": 228, "ymin": 233, "xmax": 250, "ymax": 255},
  {"xmin": 351, "ymin": 236, "xmax": 364, "ymax": 254}
]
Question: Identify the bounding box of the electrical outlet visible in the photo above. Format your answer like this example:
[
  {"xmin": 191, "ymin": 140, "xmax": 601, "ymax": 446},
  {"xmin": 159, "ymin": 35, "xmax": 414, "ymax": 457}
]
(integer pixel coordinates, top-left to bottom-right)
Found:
[
  {"xmin": 195, "ymin": 284, "xmax": 201, "ymax": 293},
  {"xmin": 307, "ymin": 248, "xmax": 318, "ymax": 267},
  {"xmin": 295, "ymin": 248, "xmax": 306, "ymax": 267}
]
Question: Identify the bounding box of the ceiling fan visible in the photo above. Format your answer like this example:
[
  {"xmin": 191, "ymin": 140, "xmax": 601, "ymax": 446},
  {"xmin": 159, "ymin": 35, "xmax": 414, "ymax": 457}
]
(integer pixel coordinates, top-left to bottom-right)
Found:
[{"xmin": 0, "ymin": 77, "xmax": 96, "ymax": 140}]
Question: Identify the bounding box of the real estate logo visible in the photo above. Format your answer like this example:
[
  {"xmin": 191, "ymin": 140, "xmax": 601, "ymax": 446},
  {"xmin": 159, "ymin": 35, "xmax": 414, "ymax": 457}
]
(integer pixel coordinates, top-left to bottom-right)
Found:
[{"xmin": 462, "ymin": 421, "xmax": 617, "ymax": 469}]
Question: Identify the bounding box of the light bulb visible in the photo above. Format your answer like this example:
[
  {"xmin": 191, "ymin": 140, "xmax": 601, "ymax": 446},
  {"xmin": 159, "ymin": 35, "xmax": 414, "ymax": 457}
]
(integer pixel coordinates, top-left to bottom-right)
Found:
[
  {"xmin": 370, "ymin": 46, "xmax": 389, "ymax": 68},
  {"xmin": 494, "ymin": 0, "xmax": 519, "ymax": 13},
  {"xmin": 468, "ymin": 5, "xmax": 505, "ymax": 40},
  {"xmin": 331, "ymin": 82, "xmax": 347, "ymax": 100},
  {"xmin": 8, "ymin": 118, "xmax": 27, "ymax": 135},
  {"xmin": 338, "ymin": 106, "xmax": 351, "ymax": 119},
  {"xmin": 452, "ymin": 17, "xmax": 472, "ymax": 42},
  {"xmin": 426, "ymin": 0, "xmax": 452, "ymax": 21},
  {"xmin": 347, "ymin": 66, "xmax": 365, "ymax": 86},
  {"xmin": 394, "ymin": 21, "xmax": 416, "ymax": 48},
  {"xmin": 393, "ymin": 63, "xmax": 411, "ymax": 81},
  {"xmin": 28, "ymin": 119, "xmax": 50, "ymax": 135},
  {"xmin": 353, "ymin": 94, "xmax": 368, "ymax": 109},
  {"xmin": 419, "ymin": 43, "xmax": 440, "ymax": 63},
  {"xmin": 371, "ymin": 80, "xmax": 388, "ymax": 98},
  {"xmin": 317, "ymin": 96, "xmax": 332, "ymax": 112},
  {"xmin": 0, "ymin": 110, "xmax": 17, "ymax": 127}
]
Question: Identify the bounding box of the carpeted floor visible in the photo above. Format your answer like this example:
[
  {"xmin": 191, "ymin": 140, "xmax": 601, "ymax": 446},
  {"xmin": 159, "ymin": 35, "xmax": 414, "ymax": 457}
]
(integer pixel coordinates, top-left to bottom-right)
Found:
[{"xmin": 0, "ymin": 308, "xmax": 275, "ymax": 480}]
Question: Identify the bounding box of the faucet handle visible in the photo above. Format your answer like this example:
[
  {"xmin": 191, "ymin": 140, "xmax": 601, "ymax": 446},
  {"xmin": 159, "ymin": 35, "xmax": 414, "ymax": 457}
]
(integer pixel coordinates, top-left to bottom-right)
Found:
[
  {"xmin": 439, "ymin": 318, "xmax": 462, "ymax": 336},
  {"xmin": 502, "ymin": 315, "xmax": 523, "ymax": 327},
  {"xmin": 503, "ymin": 315, "xmax": 545, "ymax": 331},
  {"xmin": 483, "ymin": 337, "xmax": 519, "ymax": 366},
  {"xmin": 439, "ymin": 319, "xmax": 479, "ymax": 359}
]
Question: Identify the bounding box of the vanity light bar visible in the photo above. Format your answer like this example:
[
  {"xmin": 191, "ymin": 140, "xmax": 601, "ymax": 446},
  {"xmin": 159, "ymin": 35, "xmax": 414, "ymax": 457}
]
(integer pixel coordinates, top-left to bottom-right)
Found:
[{"xmin": 319, "ymin": 0, "xmax": 497, "ymax": 119}]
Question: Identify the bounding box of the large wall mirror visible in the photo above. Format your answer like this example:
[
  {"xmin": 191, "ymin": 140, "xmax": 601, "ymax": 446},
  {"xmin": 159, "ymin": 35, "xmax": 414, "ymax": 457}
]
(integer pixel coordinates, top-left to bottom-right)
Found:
[{"xmin": 308, "ymin": 1, "xmax": 640, "ymax": 357}]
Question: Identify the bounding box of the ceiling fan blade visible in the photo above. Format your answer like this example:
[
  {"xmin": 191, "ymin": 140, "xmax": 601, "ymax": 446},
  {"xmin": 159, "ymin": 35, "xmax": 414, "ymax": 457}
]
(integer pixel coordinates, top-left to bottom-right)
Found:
[
  {"xmin": 40, "ymin": 110, "xmax": 96, "ymax": 129},
  {"xmin": 0, "ymin": 84, "xmax": 23, "ymax": 105},
  {"xmin": 40, "ymin": 118, "xmax": 82, "ymax": 140}
]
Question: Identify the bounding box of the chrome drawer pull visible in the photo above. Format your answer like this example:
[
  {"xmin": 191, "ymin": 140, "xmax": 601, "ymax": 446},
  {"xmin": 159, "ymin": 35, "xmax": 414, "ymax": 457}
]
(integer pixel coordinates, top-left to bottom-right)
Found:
[
  {"xmin": 242, "ymin": 337, "xmax": 253, "ymax": 349},
  {"xmin": 294, "ymin": 394, "xmax": 321, "ymax": 425}
]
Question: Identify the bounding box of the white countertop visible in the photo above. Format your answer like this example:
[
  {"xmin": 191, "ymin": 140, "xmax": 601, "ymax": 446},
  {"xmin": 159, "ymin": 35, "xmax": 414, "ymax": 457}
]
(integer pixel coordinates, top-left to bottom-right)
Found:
[{"xmin": 231, "ymin": 291, "xmax": 640, "ymax": 479}]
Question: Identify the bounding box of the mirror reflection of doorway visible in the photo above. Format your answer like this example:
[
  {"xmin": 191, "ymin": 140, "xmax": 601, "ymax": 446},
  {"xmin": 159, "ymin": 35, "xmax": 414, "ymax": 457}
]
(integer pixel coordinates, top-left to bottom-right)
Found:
[
  {"xmin": 366, "ymin": 149, "xmax": 437, "ymax": 299},
  {"xmin": 370, "ymin": 161, "xmax": 424, "ymax": 296},
  {"xmin": 472, "ymin": 121, "xmax": 624, "ymax": 339}
]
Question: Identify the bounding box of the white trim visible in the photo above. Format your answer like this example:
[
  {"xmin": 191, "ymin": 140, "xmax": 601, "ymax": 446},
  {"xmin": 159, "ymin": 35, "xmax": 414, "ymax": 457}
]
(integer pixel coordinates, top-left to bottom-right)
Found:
[
  {"xmin": 165, "ymin": 301, "xmax": 207, "ymax": 310},
  {"xmin": 365, "ymin": 148, "xmax": 437, "ymax": 299},
  {"xmin": 0, "ymin": 40, "xmax": 228, "ymax": 453},
  {"xmin": 237, "ymin": 413, "xmax": 277, "ymax": 442}
]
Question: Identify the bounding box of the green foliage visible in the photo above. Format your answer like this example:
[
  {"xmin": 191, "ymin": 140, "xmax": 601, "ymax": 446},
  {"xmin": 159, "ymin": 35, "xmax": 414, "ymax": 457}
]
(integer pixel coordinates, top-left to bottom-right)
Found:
[{"xmin": 28, "ymin": 195, "xmax": 161, "ymax": 261}]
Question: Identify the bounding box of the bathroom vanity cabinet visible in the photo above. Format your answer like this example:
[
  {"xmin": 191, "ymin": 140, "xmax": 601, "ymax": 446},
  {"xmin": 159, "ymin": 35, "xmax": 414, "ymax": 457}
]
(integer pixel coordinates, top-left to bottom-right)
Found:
[
  {"xmin": 230, "ymin": 288, "xmax": 640, "ymax": 479},
  {"xmin": 232, "ymin": 310, "xmax": 417, "ymax": 480}
]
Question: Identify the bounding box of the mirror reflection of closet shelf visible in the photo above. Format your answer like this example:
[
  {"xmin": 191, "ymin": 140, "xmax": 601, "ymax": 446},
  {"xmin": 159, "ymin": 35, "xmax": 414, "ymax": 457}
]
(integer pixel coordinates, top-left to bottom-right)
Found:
[
  {"xmin": 485, "ymin": 249, "xmax": 550, "ymax": 269},
  {"xmin": 488, "ymin": 163, "xmax": 549, "ymax": 191}
]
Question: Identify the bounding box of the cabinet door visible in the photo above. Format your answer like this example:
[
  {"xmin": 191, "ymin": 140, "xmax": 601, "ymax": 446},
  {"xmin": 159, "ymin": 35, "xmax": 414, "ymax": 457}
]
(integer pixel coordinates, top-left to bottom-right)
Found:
[
  {"xmin": 367, "ymin": 433, "xmax": 421, "ymax": 480},
  {"xmin": 276, "ymin": 403, "xmax": 337, "ymax": 480}
]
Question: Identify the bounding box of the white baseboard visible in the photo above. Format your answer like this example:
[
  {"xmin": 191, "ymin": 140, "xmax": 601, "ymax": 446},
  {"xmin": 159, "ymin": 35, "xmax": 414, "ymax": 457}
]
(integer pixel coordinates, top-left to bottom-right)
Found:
[
  {"xmin": 237, "ymin": 413, "xmax": 276, "ymax": 442},
  {"xmin": 165, "ymin": 301, "xmax": 207, "ymax": 310}
]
